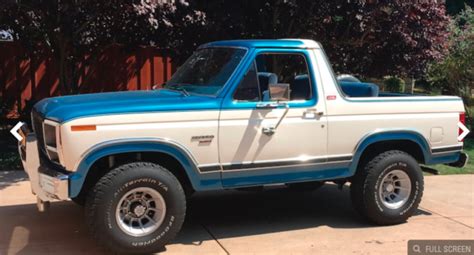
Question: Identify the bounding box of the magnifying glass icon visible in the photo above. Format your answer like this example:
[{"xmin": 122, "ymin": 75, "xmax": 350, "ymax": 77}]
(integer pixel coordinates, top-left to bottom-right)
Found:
[{"xmin": 413, "ymin": 244, "xmax": 421, "ymax": 253}]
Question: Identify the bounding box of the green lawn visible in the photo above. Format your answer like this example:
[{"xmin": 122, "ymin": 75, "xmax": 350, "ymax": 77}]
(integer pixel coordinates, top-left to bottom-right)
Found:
[{"xmin": 430, "ymin": 138, "xmax": 474, "ymax": 175}]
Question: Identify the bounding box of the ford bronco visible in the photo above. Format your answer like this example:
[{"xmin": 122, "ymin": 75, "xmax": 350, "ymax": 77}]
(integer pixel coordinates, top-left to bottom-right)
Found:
[{"xmin": 18, "ymin": 39, "xmax": 469, "ymax": 253}]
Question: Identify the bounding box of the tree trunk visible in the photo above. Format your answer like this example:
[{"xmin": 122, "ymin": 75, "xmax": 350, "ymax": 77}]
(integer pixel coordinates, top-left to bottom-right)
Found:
[
  {"xmin": 404, "ymin": 77, "xmax": 415, "ymax": 94},
  {"xmin": 57, "ymin": 42, "xmax": 70, "ymax": 95},
  {"xmin": 57, "ymin": 44, "xmax": 79, "ymax": 95}
]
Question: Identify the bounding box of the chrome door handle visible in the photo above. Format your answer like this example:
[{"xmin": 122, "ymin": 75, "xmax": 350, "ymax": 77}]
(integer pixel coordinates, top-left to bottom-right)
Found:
[
  {"xmin": 262, "ymin": 126, "xmax": 276, "ymax": 136},
  {"xmin": 304, "ymin": 109, "xmax": 323, "ymax": 119}
]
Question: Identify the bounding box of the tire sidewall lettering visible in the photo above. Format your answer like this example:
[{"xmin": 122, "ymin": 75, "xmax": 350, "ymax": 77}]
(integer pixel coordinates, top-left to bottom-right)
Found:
[
  {"xmin": 113, "ymin": 178, "xmax": 169, "ymax": 198},
  {"xmin": 132, "ymin": 216, "xmax": 175, "ymax": 247}
]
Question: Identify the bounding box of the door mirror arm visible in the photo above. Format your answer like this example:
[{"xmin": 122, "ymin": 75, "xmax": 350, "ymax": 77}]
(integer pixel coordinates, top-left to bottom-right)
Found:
[{"xmin": 261, "ymin": 102, "xmax": 289, "ymax": 136}]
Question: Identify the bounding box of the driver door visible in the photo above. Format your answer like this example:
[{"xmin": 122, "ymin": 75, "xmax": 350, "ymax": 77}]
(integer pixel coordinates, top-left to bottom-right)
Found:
[{"xmin": 218, "ymin": 50, "xmax": 328, "ymax": 187}]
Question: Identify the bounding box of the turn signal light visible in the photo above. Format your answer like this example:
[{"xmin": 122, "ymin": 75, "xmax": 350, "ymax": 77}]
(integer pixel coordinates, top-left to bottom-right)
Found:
[
  {"xmin": 71, "ymin": 125, "xmax": 96, "ymax": 132},
  {"xmin": 459, "ymin": 112, "xmax": 466, "ymax": 137}
]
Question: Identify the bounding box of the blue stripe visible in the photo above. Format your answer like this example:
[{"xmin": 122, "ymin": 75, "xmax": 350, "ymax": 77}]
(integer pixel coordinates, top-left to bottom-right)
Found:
[
  {"xmin": 35, "ymin": 90, "xmax": 222, "ymax": 123},
  {"xmin": 221, "ymin": 162, "xmax": 351, "ymax": 187},
  {"xmin": 220, "ymin": 130, "xmax": 460, "ymax": 188}
]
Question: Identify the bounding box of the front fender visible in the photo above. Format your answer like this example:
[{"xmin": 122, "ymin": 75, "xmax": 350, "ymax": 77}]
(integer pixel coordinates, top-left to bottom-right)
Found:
[{"xmin": 69, "ymin": 138, "xmax": 222, "ymax": 197}]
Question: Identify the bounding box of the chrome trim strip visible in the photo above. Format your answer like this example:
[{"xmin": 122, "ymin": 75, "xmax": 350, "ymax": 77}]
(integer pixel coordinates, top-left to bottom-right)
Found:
[
  {"xmin": 198, "ymin": 164, "xmax": 222, "ymax": 172},
  {"xmin": 221, "ymin": 155, "xmax": 353, "ymax": 171},
  {"xmin": 431, "ymin": 145, "xmax": 463, "ymax": 154},
  {"xmin": 328, "ymin": 155, "xmax": 353, "ymax": 162},
  {"xmin": 221, "ymin": 160, "xmax": 351, "ymax": 172},
  {"xmin": 222, "ymin": 158, "xmax": 325, "ymax": 170}
]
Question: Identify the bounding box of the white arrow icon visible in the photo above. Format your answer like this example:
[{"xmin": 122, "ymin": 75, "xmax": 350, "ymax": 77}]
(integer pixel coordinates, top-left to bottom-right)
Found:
[
  {"xmin": 10, "ymin": 121, "xmax": 25, "ymax": 141},
  {"xmin": 458, "ymin": 122, "xmax": 470, "ymax": 141}
]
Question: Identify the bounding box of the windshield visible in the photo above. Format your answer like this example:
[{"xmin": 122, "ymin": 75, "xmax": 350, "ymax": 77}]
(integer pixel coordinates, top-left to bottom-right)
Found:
[{"xmin": 165, "ymin": 47, "xmax": 246, "ymax": 96}]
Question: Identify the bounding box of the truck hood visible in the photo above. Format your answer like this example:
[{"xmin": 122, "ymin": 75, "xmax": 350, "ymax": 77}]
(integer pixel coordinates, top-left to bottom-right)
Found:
[{"xmin": 34, "ymin": 89, "xmax": 221, "ymax": 123}]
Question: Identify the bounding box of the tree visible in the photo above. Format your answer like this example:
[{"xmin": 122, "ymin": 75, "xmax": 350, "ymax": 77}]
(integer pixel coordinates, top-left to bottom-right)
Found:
[
  {"xmin": 428, "ymin": 6, "xmax": 474, "ymax": 122},
  {"xmin": 446, "ymin": 0, "xmax": 474, "ymax": 15},
  {"xmin": 154, "ymin": 1, "xmax": 206, "ymax": 64},
  {"xmin": 0, "ymin": 0, "xmax": 452, "ymax": 90},
  {"xmin": 0, "ymin": 0, "xmax": 170, "ymax": 94},
  {"xmin": 175, "ymin": 0, "xmax": 450, "ymax": 79}
]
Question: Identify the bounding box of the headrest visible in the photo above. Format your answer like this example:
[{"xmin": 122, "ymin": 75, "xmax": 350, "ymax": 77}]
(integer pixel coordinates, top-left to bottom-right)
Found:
[
  {"xmin": 258, "ymin": 72, "xmax": 278, "ymax": 88},
  {"xmin": 291, "ymin": 74, "xmax": 311, "ymax": 100},
  {"xmin": 339, "ymin": 82, "xmax": 379, "ymax": 97}
]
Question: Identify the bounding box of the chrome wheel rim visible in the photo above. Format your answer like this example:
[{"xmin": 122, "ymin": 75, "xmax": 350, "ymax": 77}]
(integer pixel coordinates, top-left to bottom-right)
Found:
[
  {"xmin": 115, "ymin": 187, "xmax": 166, "ymax": 237},
  {"xmin": 378, "ymin": 170, "xmax": 412, "ymax": 210}
]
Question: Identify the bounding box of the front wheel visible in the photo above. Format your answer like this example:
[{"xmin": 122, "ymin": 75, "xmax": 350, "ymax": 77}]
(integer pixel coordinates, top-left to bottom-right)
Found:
[
  {"xmin": 85, "ymin": 162, "xmax": 186, "ymax": 254},
  {"xmin": 350, "ymin": 150, "xmax": 424, "ymax": 225}
]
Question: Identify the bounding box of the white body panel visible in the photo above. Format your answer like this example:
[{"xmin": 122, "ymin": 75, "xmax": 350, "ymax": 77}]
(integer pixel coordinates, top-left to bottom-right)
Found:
[
  {"xmin": 313, "ymin": 49, "xmax": 464, "ymax": 156},
  {"xmin": 218, "ymin": 107, "xmax": 327, "ymax": 165},
  {"xmin": 59, "ymin": 111, "xmax": 220, "ymax": 171}
]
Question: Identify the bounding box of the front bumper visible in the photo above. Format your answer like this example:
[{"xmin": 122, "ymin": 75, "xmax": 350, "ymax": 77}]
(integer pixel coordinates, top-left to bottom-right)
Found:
[{"xmin": 19, "ymin": 133, "xmax": 69, "ymax": 202}]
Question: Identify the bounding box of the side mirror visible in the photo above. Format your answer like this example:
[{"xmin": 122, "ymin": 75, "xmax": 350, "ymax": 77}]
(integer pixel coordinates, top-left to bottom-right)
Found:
[
  {"xmin": 152, "ymin": 83, "xmax": 166, "ymax": 90},
  {"xmin": 268, "ymin": 83, "xmax": 290, "ymax": 101}
]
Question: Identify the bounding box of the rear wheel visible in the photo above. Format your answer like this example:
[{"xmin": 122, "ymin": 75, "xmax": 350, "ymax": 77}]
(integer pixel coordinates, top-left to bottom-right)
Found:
[
  {"xmin": 85, "ymin": 162, "xmax": 186, "ymax": 254},
  {"xmin": 350, "ymin": 150, "xmax": 423, "ymax": 225}
]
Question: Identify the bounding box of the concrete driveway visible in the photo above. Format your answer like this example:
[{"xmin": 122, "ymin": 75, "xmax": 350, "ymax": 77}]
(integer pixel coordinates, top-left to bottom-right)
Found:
[{"xmin": 0, "ymin": 171, "xmax": 472, "ymax": 255}]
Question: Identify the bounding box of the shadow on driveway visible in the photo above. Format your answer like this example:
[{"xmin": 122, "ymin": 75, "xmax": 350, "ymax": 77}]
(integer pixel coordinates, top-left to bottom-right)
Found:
[
  {"xmin": 185, "ymin": 184, "xmax": 431, "ymax": 239},
  {"xmin": 0, "ymin": 183, "xmax": 432, "ymax": 254},
  {"xmin": 0, "ymin": 171, "xmax": 27, "ymax": 191}
]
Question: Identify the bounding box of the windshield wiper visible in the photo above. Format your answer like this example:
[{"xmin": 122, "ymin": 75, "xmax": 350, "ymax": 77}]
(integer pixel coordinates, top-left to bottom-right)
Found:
[
  {"xmin": 171, "ymin": 86, "xmax": 190, "ymax": 96},
  {"xmin": 163, "ymin": 84, "xmax": 190, "ymax": 97}
]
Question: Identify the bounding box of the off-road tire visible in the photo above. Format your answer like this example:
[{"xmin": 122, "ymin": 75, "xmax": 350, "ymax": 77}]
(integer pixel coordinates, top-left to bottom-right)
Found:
[
  {"xmin": 350, "ymin": 150, "xmax": 424, "ymax": 225},
  {"xmin": 85, "ymin": 162, "xmax": 186, "ymax": 254}
]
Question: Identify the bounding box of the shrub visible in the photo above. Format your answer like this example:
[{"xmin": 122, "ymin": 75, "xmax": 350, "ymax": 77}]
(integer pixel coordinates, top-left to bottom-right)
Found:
[
  {"xmin": 428, "ymin": 6, "xmax": 473, "ymax": 107},
  {"xmin": 383, "ymin": 77, "xmax": 405, "ymax": 93},
  {"xmin": 0, "ymin": 152, "xmax": 22, "ymax": 170}
]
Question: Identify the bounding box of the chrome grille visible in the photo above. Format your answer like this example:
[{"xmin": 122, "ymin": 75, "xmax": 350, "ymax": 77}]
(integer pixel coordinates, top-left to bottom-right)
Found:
[
  {"xmin": 31, "ymin": 110, "xmax": 46, "ymax": 154},
  {"xmin": 32, "ymin": 110, "xmax": 60, "ymax": 163}
]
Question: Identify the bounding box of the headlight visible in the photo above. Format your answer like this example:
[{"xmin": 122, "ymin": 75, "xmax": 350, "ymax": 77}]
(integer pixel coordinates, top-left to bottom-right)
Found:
[{"xmin": 43, "ymin": 119, "xmax": 60, "ymax": 163}]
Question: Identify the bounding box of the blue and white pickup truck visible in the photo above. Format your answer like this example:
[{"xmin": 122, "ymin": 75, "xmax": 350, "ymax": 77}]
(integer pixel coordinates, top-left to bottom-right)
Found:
[{"xmin": 18, "ymin": 39, "xmax": 469, "ymax": 253}]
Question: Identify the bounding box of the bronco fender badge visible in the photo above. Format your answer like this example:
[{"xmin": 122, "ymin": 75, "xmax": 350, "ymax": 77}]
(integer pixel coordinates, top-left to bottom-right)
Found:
[{"xmin": 191, "ymin": 135, "xmax": 215, "ymax": 144}]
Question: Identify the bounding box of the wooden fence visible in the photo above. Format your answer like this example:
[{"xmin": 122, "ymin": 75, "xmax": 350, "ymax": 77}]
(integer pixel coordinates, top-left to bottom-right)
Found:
[{"xmin": 0, "ymin": 42, "xmax": 174, "ymax": 119}]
